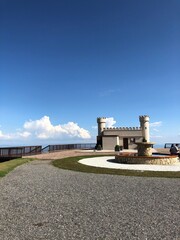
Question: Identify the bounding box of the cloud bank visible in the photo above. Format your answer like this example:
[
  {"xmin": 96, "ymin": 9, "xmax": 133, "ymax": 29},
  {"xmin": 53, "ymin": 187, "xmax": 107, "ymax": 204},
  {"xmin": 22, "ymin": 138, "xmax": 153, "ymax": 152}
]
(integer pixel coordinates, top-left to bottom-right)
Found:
[
  {"xmin": 0, "ymin": 116, "xmax": 91, "ymax": 144},
  {"xmin": 106, "ymin": 117, "xmax": 116, "ymax": 127}
]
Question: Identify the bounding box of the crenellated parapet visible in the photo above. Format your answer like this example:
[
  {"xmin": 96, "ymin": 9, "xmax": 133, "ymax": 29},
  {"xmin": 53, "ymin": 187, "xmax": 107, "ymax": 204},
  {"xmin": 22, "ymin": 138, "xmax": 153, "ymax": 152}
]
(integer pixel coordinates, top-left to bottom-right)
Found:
[
  {"xmin": 139, "ymin": 115, "xmax": 149, "ymax": 123},
  {"xmin": 97, "ymin": 117, "xmax": 106, "ymax": 121},
  {"xmin": 104, "ymin": 127, "xmax": 141, "ymax": 130}
]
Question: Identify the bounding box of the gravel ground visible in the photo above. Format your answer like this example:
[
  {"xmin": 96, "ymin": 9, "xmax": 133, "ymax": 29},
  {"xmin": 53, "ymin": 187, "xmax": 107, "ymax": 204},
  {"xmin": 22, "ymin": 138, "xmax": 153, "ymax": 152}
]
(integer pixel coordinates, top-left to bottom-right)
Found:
[
  {"xmin": 23, "ymin": 149, "xmax": 116, "ymax": 160},
  {"xmin": 0, "ymin": 158, "xmax": 179, "ymax": 240}
]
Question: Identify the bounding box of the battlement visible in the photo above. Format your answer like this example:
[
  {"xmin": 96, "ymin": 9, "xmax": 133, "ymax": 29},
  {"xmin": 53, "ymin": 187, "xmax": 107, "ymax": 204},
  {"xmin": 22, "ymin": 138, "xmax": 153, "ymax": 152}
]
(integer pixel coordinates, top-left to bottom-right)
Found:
[
  {"xmin": 97, "ymin": 117, "xmax": 106, "ymax": 123},
  {"xmin": 104, "ymin": 127, "xmax": 141, "ymax": 131},
  {"xmin": 139, "ymin": 115, "xmax": 149, "ymax": 122},
  {"xmin": 97, "ymin": 117, "xmax": 106, "ymax": 120},
  {"xmin": 139, "ymin": 115, "xmax": 149, "ymax": 118}
]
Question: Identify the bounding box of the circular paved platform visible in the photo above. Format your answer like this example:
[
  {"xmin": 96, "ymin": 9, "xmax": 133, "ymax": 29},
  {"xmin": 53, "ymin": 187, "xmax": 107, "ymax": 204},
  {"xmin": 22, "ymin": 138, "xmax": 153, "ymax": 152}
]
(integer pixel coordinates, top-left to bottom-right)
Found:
[{"xmin": 79, "ymin": 156, "xmax": 180, "ymax": 172}]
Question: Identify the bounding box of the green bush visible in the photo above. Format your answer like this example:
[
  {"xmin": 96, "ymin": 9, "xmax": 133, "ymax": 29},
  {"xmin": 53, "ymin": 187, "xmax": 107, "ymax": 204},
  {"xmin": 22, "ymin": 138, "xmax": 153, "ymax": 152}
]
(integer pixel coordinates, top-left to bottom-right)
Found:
[
  {"xmin": 115, "ymin": 145, "xmax": 122, "ymax": 151},
  {"xmin": 97, "ymin": 145, "xmax": 102, "ymax": 150}
]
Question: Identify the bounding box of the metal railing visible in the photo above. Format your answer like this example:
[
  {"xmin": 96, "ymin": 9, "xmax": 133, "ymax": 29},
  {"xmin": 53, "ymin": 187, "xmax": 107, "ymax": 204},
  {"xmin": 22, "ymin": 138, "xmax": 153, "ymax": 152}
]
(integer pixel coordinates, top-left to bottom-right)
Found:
[
  {"xmin": 42, "ymin": 143, "xmax": 96, "ymax": 152},
  {"xmin": 0, "ymin": 143, "xmax": 96, "ymax": 160},
  {"xmin": 164, "ymin": 143, "xmax": 180, "ymax": 148},
  {"xmin": 0, "ymin": 145, "xmax": 42, "ymax": 158}
]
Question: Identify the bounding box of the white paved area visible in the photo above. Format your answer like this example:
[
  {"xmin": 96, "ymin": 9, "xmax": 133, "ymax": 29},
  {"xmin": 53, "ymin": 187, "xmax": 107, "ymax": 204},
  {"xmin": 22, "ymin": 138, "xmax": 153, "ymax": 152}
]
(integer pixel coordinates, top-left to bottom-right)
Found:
[{"xmin": 79, "ymin": 156, "xmax": 180, "ymax": 172}]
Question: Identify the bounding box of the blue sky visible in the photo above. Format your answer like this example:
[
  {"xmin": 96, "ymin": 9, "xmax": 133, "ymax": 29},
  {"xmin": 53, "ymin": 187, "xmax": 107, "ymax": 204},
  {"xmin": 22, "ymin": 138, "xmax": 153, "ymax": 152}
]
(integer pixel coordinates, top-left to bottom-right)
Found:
[{"xmin": 1, "ymin": 0, "xmax": 180, "ymax": 146}]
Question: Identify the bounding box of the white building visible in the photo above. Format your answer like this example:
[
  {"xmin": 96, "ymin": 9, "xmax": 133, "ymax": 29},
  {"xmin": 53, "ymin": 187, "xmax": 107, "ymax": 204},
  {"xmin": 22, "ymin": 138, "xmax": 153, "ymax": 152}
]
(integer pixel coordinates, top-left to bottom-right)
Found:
[{"xmin": 96, "ymin": 115, "xmax": 150, "ymax": 150}]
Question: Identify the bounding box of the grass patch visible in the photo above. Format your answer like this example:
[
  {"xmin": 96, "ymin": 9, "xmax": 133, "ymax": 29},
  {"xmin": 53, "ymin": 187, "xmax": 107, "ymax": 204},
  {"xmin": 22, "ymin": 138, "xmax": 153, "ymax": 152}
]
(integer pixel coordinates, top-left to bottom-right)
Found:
[
  {"xmin": 53, "ymin": 155, "xmax": 180, "ymax": 178},
  {"xmin": 0, "ymin": 158, "xmax": 34, "ymax": 178}
]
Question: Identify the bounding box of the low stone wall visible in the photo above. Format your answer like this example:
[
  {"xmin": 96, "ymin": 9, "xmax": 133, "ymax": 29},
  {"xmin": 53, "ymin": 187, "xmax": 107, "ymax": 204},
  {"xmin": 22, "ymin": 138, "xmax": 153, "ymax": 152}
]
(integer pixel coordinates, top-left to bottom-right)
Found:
[{"xmin": 115, "ymin": 155, "xmax": 179, "ymax": 165}]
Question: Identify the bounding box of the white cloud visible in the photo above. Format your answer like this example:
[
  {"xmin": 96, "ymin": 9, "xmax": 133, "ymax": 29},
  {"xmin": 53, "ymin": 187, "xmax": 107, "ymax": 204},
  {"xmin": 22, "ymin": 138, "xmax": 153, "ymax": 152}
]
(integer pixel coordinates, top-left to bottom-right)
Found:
[
  {"xmin": 17, "ymin": 131, "xmax": 31, "ymax": 138},
  {"xmin": 150, "ymin": 121, "xmax": 162, "ymax": 127},
  {"xmin": 152, "ymin": 128, "xmax": 159, "ymax": 132},
  {"xmin": 24, "ymin": 116, "xmax": 91, "ymax": 139},
  {"xmin": 106, "ymin": 117, "xmax": 116, "ymax": 127},
  {"xmin": 150, "ymin": 121, "xmax": 162, "ymax": 137},
  {"xmin": 150, "ymin": 135, "xmax": 163, "ymax": 139},
  {"xmin": 61, "ymin": 121, "xmax": 91, "ymax": 139},
  {"xmin": 0, "ymin": 130, "xmax": 14, "ymax": 140},
  {"xmin": 0, "ymin": 116, "xmax": 91, "ymax": 142}
]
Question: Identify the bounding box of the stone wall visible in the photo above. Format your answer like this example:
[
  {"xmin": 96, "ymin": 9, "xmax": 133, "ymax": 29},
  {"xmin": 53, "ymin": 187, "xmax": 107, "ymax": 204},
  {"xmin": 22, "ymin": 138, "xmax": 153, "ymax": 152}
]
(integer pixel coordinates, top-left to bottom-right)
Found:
[
  {"xmin": 115, "ymin": 155, "xmax": 179, "ymax": 165},
  {"xmin": 103, "ymin": 129, "xmax": 142, "ymax": 137}
]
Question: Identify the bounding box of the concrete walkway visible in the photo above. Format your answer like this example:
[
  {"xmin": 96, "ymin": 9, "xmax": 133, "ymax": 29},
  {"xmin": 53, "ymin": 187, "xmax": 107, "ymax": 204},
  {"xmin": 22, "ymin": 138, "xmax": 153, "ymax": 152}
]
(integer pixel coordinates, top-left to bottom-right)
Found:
[
  {"xmin": 79, "ymin": 156, "xmax": 180, "ymax": 172},
  {"xmin": 0, "ymin": 159, "xmax": 179, "ymax": 240}
]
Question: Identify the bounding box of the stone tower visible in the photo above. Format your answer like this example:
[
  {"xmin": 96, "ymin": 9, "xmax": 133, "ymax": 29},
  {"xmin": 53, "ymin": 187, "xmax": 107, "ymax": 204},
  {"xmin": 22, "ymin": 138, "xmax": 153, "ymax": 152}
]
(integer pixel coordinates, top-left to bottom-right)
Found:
[
  {"xmin": 96, "ymin": 117, "xmax": 106, "ymax": 148},
  {"xmin": 97, "ymin": 117, "xmax": 106, "ymax": 136},
  {"xmin": 139, "ymin": 115, "xmax": 150, "ymax": 142}
]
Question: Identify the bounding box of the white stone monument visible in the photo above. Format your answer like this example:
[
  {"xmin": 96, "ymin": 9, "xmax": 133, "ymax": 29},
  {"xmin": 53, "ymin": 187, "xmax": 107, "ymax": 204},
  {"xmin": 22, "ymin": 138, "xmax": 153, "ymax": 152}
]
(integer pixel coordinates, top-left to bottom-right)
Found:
[{"xmin": 137, "ymin": 115, "xmax": 155, "ymax": 156}]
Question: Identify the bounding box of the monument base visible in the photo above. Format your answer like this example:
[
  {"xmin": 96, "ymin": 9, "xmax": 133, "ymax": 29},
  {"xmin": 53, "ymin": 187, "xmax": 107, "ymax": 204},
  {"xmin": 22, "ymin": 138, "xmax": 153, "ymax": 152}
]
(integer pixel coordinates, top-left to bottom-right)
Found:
[
  {"xmin": 115, "ymin": 155, "xmax": 179, "ymax": 165},
  {"xmin": 136, "ymin": 142, "xmax": 155, "ymax": 156}
]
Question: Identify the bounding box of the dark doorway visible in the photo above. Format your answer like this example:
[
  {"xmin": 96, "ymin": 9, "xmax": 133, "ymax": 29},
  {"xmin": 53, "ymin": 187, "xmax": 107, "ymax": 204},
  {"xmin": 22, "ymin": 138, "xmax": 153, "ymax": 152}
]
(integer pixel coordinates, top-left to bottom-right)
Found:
[{"xmin": 123, "ymin": 138, "xmax": 128, "ymax": 149}]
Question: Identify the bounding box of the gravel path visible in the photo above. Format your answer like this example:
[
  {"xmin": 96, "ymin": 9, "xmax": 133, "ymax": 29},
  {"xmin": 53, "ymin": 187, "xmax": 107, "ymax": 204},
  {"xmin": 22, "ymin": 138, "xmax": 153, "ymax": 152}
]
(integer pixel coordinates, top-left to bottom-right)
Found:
[{"xmin": 0, "ymin": 159, "xmax": 179, "ymax": 240}]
